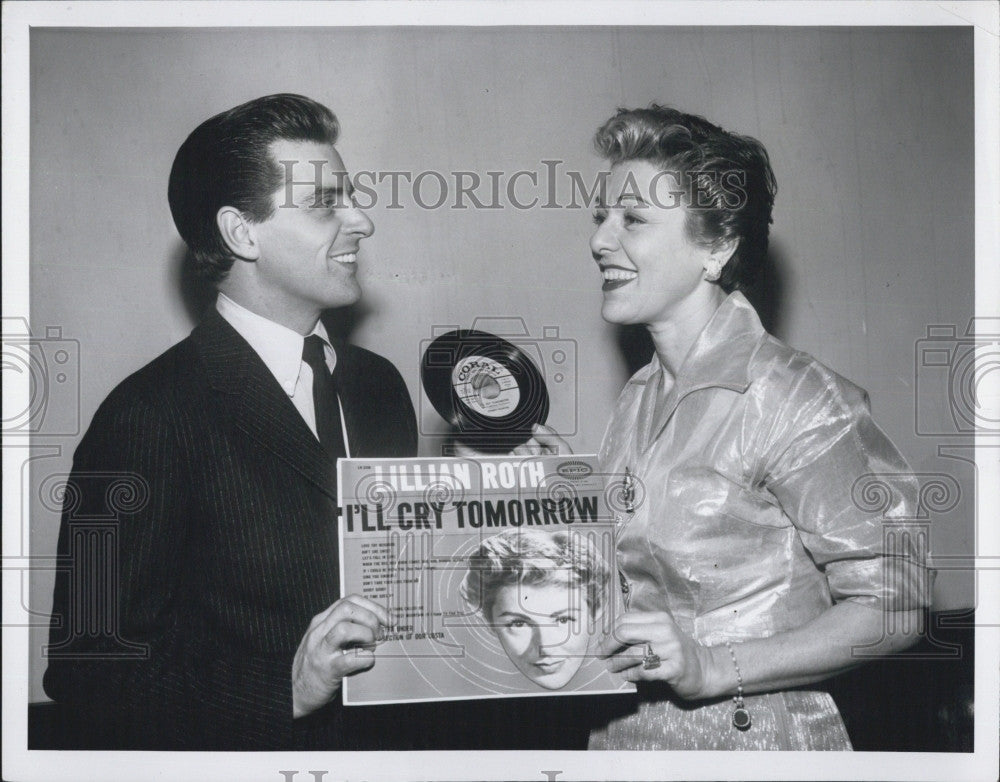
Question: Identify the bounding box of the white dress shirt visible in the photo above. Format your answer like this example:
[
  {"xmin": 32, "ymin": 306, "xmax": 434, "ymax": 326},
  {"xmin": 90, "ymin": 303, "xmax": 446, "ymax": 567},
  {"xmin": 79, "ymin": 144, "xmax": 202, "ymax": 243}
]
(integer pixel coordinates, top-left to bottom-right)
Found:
[{"xmin": 216, "ymin": 293, "xmax": 350, "ymax": 455}]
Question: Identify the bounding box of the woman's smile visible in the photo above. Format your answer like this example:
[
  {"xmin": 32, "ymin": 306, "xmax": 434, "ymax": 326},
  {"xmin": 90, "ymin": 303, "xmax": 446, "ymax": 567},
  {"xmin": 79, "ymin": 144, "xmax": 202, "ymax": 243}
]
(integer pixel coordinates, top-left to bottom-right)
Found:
[{"xmin": 599, "ymin": 263, "xmax": 639, "ymax": 291}]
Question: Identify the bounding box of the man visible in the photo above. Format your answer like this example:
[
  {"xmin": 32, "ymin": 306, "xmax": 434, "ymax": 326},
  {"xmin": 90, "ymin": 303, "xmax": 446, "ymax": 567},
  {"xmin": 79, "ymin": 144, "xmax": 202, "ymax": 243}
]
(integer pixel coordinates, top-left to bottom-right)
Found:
[{"xmin": 43, "ymin": 94, "xmax": 417, "ymax": 749}]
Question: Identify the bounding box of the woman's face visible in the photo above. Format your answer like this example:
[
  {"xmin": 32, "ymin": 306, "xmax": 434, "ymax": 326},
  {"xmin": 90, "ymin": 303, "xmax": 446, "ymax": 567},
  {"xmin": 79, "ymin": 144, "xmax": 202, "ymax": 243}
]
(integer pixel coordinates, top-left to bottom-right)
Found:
[
  {"xmin": 590, "ymin": 160, "xmax": 712, "ymax": 328},
  {"xmin": 489, "ymin": 578, "xmax": 595, "ymax": 690}
]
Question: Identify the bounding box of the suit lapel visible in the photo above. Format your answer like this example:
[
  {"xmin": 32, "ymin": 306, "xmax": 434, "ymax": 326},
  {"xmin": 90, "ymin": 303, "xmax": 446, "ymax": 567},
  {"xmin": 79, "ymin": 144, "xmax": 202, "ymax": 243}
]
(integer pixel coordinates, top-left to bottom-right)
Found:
[{"xmin": 192, "ymin": 310, "xmax": 339, "ymax": 501}]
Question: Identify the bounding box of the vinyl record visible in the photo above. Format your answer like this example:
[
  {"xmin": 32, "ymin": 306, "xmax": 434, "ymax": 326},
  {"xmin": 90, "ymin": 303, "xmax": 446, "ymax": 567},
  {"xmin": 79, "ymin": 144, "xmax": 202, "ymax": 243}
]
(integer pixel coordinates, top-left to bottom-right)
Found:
[{"xmin": 421, "ymin": 330, "xmax": 549, "ymax": 447}]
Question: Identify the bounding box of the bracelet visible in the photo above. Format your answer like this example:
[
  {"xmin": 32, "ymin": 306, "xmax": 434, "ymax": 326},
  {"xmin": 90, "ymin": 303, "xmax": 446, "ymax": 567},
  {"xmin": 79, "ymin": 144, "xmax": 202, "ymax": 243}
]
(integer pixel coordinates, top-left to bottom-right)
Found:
[{"xmin": 725, "ymin": 641, "xmax": 752, "ymax": 731}]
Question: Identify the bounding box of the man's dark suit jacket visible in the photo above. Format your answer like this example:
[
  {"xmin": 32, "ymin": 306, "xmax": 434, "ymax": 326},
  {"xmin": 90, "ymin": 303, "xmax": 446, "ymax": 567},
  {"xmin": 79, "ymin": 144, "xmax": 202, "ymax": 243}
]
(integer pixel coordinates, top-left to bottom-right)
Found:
[{"xmin": 43, "ymin": 309, "xmax": 418, "ymax": 750}]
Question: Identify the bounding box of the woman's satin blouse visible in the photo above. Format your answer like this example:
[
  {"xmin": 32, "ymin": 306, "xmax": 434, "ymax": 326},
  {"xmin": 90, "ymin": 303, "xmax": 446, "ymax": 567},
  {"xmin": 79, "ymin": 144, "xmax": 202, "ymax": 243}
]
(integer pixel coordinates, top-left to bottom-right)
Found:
[{"xmin": 590, "ymin": 292, "xmax": 932, "ymax": 750}]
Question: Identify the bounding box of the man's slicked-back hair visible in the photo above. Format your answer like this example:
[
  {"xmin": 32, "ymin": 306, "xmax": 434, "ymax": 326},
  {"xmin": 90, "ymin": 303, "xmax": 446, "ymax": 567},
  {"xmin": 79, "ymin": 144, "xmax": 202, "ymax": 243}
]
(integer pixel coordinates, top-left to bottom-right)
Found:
[
  {"xmin": 594, "ymin": 105, "xmax": 777, "ymax": 291},
  {"xmin": 168, "ymin": 94, "xmax": 340, "ymax": 283}
]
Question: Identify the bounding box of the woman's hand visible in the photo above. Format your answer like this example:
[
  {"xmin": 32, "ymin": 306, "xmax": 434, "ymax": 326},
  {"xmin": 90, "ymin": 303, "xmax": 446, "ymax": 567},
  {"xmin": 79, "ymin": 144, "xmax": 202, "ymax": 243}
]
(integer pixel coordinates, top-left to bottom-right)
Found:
[
  {"xmin": 512, "ymin": 423, "xmax": 572, "ymax": 456},
  {"xmin": 598, "ymin": 611, "xmax": 724, "ymax": 700},
  {"xmin": 451, "ymin": 424, "xmax": 572, "ymax": 458}
]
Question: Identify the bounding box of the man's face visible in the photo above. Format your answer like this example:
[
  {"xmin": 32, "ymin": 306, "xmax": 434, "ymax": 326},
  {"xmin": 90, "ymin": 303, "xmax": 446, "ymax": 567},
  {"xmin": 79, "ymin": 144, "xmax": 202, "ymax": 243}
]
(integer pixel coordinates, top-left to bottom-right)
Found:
[{"xmin": 247, "ymin": 139, "xmax": 374, "ymax": 332}]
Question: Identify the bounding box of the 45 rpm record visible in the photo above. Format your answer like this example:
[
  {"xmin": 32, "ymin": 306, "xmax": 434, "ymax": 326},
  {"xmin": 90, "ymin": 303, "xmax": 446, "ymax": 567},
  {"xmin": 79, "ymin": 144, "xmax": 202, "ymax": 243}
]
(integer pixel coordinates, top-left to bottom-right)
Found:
[{"xmin": 421, "ymin": 330, "xmax": 549, "ymax": 445}]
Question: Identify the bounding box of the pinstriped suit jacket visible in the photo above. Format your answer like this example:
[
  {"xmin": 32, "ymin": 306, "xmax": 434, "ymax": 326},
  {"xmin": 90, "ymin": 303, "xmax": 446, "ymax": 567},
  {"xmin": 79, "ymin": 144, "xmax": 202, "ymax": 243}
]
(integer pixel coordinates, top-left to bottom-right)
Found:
[{"xmin": 43, "ymin": 309, "xmax": 417, "ymax": 749}]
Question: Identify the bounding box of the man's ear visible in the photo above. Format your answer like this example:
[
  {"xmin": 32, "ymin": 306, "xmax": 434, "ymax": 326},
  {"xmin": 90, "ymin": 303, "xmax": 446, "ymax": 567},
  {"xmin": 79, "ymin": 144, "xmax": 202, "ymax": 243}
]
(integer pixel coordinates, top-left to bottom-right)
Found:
[{"xmin": 216, "ymin": 206, "xmax": 260, "ymax": 261}]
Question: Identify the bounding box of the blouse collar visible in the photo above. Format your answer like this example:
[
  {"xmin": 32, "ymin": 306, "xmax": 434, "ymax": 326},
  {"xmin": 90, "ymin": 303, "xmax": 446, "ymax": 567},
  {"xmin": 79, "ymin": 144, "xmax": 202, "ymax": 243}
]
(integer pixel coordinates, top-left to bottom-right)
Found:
[
  {"xmin": 628, "ymin": 291, "xmax": 766, "ymax": 396},
  {"xmin": 626, "ymin": 292, "xmax": 767, "ymax": 450}
]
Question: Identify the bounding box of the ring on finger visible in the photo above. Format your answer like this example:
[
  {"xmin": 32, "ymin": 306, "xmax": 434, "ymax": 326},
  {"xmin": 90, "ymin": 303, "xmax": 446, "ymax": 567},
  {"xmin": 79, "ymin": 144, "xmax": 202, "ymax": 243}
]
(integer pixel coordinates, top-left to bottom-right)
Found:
[{"xmin": 641, "ymin": 643, "xmax": 661, "ymax": 670}]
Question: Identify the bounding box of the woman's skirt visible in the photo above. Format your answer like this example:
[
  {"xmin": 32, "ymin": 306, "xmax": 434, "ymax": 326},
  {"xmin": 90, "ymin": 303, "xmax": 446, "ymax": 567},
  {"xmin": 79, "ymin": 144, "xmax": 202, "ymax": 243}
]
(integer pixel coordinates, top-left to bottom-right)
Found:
[{"xmin": 588, "ymin": 683, "xmax": 851, "ymax": 751}]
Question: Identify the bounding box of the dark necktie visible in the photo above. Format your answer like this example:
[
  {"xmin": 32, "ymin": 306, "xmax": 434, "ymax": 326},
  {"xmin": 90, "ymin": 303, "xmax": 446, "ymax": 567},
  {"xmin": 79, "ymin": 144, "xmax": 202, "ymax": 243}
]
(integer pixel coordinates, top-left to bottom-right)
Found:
[{"xmin": 302, "ymin": 335, "xmax": 346, "ymax": 460}]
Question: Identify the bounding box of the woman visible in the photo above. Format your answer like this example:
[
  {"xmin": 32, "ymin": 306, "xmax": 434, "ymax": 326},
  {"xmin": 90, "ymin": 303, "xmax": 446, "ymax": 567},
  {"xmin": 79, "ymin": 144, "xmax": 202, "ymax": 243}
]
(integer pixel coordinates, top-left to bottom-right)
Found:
[
  {"xmin": 534, "ymin": 105, "xmax": 931, "ymax": 750},
  {"xmin": 460, "ymin": 528, "xmax": 611, "ymax": 691}
]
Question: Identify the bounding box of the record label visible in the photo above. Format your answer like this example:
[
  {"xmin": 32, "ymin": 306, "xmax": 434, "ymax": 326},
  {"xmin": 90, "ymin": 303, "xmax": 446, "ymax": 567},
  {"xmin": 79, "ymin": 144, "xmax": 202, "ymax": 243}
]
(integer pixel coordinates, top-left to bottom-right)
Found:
[
  {"xmin": 451, "ymin": 354, "xmax": 521, "ymax": 418},
  {"xmin": 421, "ymin": 329, "xmax": 550, "ymax": 448}
]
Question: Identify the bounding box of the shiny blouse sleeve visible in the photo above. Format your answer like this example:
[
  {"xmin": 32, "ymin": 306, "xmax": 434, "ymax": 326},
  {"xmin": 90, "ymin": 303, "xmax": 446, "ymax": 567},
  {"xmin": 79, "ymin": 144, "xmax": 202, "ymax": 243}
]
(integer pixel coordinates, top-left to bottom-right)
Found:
[{"xmin": 759, "ymin": 361, "xmax": 933, "ymax": 611}]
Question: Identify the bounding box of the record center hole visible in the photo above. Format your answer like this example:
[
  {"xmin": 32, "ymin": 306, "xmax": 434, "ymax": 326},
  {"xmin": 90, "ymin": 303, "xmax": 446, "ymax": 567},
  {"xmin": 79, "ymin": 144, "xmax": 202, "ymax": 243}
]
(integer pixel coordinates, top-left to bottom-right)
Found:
[{"xmin": 471, "ymin": 371, "xmax": 502, "ymax": 400}]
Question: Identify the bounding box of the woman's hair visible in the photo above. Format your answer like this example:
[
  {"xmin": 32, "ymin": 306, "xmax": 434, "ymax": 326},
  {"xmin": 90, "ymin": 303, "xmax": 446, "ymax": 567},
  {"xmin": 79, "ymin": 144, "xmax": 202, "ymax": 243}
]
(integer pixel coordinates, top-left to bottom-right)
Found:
[
  {"xmin": 168, "ymin": 93, "xmax": 341, "ymax": 283},
  {"xmin": 594, "ymin": 104, "xmax": 777, "ymax": 291},
  {"xmin": 460, "ymin": 529, "xmax": 610, "ymax": 620}
]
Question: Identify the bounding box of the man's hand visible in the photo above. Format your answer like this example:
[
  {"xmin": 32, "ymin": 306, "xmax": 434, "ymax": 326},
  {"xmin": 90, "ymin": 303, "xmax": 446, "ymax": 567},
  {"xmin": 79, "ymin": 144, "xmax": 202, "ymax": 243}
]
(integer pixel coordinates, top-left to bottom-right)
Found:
[{"xmin": 291, "ymin": 594, "xmax": 390, "ymax": 718}]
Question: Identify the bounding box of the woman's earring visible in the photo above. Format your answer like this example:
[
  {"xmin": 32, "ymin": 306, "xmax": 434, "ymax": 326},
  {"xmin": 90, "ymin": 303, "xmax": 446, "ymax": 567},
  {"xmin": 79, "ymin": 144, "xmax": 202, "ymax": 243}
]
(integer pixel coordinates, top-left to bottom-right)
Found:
[{"xmin": 703, "ymin": 258, "xmax": 724, "ymax": 282}]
